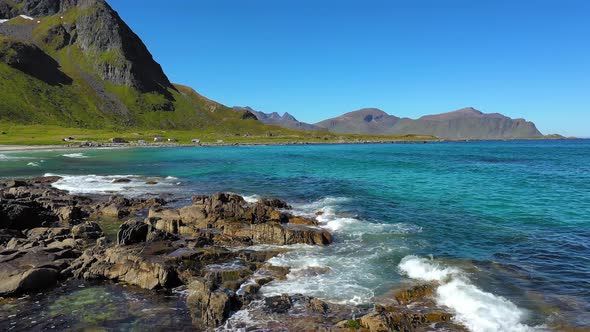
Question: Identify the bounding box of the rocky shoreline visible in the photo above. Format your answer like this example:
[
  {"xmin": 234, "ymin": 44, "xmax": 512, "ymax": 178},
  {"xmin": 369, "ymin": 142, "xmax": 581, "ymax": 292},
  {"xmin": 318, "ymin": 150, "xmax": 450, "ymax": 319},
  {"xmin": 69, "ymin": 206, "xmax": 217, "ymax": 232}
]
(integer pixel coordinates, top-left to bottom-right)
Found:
[{"xmin": 0, "ymin": 177, "xmax": 466, "ymax": 331}]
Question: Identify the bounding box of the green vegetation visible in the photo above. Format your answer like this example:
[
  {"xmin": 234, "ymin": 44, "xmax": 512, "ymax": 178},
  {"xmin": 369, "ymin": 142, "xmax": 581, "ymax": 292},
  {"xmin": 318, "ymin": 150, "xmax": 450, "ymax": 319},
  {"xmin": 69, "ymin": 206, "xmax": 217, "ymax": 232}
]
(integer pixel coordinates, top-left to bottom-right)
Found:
[
  {"xmin": 344, "ymin": 319, "xmax": 361, "ymax": 329},
  {"xmin": 0, "ymin": 122, "xmax": 436, "ymax": 146}
]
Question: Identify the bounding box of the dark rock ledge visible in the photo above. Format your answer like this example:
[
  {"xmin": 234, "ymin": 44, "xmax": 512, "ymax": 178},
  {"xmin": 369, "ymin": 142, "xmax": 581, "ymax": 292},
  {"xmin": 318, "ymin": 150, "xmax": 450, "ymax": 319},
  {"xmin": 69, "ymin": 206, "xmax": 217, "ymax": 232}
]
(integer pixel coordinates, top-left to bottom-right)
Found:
[{"xmin": 0, "ymin": 177, "xmax": 464, "ymax": 331}]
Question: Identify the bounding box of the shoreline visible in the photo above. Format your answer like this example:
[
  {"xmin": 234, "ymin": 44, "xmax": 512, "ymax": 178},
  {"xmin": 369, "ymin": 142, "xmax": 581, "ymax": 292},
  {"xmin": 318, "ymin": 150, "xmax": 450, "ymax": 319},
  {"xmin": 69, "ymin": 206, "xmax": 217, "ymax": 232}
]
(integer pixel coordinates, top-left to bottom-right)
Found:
[
  {"xmin": 0, "ymin": 137, "xmax": 582, "ymax": 152},
  {"xmin": 0, "ymin": 176, "xmax": 463, "ymax": 331}
]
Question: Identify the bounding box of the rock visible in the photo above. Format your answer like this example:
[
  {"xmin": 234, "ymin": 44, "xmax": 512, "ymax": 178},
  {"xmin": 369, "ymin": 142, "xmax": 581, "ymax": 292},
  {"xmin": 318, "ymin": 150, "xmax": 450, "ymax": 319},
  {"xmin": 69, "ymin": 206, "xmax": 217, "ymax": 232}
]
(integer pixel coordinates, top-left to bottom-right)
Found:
[
  {"xmin": 0, "ymin": 268, "xmax": 59, "ymax": 296},
  {"xmin": 71, "ymin": 221, "xmax": 103, "ymax": 240},
  {"xmin": 46, "ymin": 238, "xmax": 77, "ymax": 249},
  {"xmin": 222, "ymin": 221, "xmax": 332, "ymax": 246},
  {"xmin": 111, "ymin": 178, "xmax": 131, "ymax": 183},
  {"xmin": 0, "ymin": 247, "xmax": 80, "ymax": 296},
  {"xmin": 186, "ymin": 278, "xmax": 236, "ymax": 327},
  {"xmin": 0, "ymin": 200, "xmax": 56, "ymax": 229},
  {"xmin": 359, "ymin": 307, "xmax": 453, "ymax": 332},
  {"xmin": 289, "ymin": 216, "xmax": 318, "ymax": 226},
  {"xmin": 265, "ymin": 294, "xmax": 293, "ymax": 313},
  {"xmin": 117, "ymin": 220, "xmax": 150, "ymax": 245},
  {"xmin": 70, "ymin": 242, "xmax": 180, "ymax": 290},
  {"xmin": 145, "ymin": 181, "xmax": 158, "ymax": 185},
  {"xmin": 259, "ymin": 198, "xmax": 291, "ymax": 209},
  {"xmin": 55, "ymin": 206, "xmax": 86, "ymax": 224},
  {"xmin": 5, "ymin": 180, "xmax": 27, "ymax": 188},
  {"xmin": 100, "ymin": 203, "xmax": 129, "ymax": 219},
  {"xmin": 308, "ymin": 298, "xmax": 329, "ymax": 314},
  {"xmin": 394, "ymin": 284, "xmax": 435, "ymax": 305},
  {"xmin": 178, "ymin": 205, "xmax": 208, "ymax": 227}
]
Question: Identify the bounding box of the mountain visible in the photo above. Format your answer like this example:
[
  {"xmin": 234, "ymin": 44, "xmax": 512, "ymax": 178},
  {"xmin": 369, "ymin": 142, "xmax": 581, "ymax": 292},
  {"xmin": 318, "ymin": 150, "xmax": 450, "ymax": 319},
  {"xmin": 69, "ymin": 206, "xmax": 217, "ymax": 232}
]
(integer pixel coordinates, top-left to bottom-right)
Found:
[
  {"xmin": 315, "ymin": 107, "xmax": 543, "ymax": 139},
  {"xmin": 233, "ymin": 106, "xmax": 322, "ymax": 131},
  {"xmin": 315, "ymin": 108, "xmax": 400, "ymax": 134},
  {"xmin": 0, "ymin": 0, "xmax": 266, "ymax": 131}
]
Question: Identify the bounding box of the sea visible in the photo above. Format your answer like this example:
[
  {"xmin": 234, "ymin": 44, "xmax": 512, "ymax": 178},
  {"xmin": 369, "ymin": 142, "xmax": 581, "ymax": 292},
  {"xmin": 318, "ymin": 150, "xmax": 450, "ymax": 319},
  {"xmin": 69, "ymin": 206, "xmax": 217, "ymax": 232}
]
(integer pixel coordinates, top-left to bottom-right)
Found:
[{"xmin": 0, "ymin": 140, "xmax": 588, "ymax": 331}]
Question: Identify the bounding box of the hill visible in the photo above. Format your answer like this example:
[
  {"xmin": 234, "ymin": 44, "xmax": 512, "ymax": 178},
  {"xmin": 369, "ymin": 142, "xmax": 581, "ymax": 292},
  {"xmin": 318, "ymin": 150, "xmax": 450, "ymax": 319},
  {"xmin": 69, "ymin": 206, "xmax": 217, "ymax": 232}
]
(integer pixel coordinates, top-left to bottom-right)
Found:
[
  {"xmin": 0, "ymin": 0, "xmax": 275, "ymax": 133},
  {"xmin": 315, "ymin": 107, "xmax": 543, "ymax": 139}
]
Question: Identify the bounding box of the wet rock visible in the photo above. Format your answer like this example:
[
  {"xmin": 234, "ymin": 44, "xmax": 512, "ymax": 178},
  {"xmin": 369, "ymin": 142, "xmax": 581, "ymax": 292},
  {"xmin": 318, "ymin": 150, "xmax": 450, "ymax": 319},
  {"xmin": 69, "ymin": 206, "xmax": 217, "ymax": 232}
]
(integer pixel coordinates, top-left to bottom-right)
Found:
[
  {"xmin": 117, "ymin": 220, "xmax": 150, "ymax": 245},
  {"xmin": 5, "ymin": 180, "xmax": 27, "ymax": 188},
  {"xmin": 358, "ymin": 306, "xmax": 453, "ymax": 332},
  {"xmin": 308, "ymin": 298, "xmax": 330, "ymax": 314},
  {"xmin": 289, "ymin": 216, "xmax": 319, "ymax": 226},
  {"xmin": 259, "ymin": 197, "xmax": 292, "ymax": 209},
  {"xmin": 222, "ymin": 221, "xmax": 332, "ymax": 246},
  {"xmin": 111, "ymin": 178, "xmax": 131, "ymax": 183},
  {"xmin": 265, "ymin": 294, "xmax": 293, "ymax": 313},
  {"xmin": 394, "ymin": 284, "xmax": 435, "ymax": 305}
]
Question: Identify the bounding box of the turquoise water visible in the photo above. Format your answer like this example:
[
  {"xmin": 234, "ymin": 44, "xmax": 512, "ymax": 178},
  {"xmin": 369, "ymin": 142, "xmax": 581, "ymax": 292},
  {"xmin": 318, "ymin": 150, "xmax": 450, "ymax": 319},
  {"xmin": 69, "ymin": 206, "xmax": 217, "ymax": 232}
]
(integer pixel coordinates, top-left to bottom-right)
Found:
[{"xmin": 1, "ymin": 140, "xmax": 589, "ymax": 331}]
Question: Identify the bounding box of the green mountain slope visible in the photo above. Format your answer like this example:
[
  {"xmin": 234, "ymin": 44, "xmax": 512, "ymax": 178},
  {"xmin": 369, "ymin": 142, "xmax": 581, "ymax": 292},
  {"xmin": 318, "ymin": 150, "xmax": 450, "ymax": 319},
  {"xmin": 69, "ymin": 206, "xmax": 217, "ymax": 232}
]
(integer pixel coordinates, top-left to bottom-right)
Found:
[{"xmin": 0, "ymin": 0, "xmax": 277, "ymax": 133}]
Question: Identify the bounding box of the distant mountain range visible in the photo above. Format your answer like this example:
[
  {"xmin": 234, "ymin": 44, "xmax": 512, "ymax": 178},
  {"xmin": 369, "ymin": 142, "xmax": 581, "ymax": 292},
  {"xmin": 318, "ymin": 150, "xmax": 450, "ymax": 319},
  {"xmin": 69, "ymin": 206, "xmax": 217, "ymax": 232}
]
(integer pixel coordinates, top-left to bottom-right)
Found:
[
  {"xmin": 239, "ymin": 106, "xmax": 543, "ymax": 139},
  {"xmin": 232, "ymin": 107, "xmax": 322, "ymax": 131}
]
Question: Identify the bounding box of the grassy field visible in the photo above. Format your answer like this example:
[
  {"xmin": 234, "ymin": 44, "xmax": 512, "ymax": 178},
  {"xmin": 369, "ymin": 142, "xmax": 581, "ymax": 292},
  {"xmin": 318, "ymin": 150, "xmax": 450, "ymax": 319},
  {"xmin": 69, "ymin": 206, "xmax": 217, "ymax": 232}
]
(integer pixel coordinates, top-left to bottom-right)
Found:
[{"xmin": 0, "ymin": 122, "xmax": 437, "ymax": 146}]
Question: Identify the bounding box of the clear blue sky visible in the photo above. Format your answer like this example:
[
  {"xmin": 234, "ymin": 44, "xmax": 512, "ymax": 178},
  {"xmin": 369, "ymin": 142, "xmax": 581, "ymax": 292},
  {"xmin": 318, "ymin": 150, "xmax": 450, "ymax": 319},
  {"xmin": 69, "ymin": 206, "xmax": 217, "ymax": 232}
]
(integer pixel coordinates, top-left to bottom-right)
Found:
[{"xmin": 109, "ymin": 0, "xmax": 589, "ymax": 137}]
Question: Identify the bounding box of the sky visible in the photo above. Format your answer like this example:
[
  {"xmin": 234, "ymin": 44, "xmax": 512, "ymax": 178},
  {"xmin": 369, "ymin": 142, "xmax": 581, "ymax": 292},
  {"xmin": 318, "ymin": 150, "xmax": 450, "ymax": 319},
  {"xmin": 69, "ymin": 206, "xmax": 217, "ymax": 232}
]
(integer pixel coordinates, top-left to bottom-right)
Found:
[{"xmin": 109, "ymin": 0, "xmax": 589, "ymax": 137}]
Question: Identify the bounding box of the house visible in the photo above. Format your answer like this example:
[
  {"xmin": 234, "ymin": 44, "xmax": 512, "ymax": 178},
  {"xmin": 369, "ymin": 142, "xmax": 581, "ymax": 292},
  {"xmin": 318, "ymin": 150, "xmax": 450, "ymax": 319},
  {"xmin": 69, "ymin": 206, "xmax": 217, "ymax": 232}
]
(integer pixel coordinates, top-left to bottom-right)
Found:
[
  {"xmin": 110, "ymin": 138, "xmax": 127, "ymax": 143},
  {"xmin": 191, "ymin": 139, "xmax": 200, "ymax": 144},
  {"xmin": 62, "ymin": 136, "xmax": 74, "ymax": 141},
  {"xmin": 153, "ymin": 137, "xmax": 163, "ymax": 142},
  {"xmin": 168, "ymin": 138, "xmax": 177, "ymax": 143}
]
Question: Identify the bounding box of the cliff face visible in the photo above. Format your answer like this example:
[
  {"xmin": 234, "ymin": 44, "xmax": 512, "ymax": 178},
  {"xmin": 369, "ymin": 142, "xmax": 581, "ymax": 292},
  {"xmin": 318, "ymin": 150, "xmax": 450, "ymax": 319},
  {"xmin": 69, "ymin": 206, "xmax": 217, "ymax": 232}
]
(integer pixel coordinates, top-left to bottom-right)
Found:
[
  {"xmin": 0, "ymin": 0, "xmax": 172, "ymax": 95},
  {"xmin": 0, "ymin": 0, "xmax": 272, "ymax": 131},
  {"xmin": 314, "ymin": 107, "xmax": 543, "ymax": 139}
]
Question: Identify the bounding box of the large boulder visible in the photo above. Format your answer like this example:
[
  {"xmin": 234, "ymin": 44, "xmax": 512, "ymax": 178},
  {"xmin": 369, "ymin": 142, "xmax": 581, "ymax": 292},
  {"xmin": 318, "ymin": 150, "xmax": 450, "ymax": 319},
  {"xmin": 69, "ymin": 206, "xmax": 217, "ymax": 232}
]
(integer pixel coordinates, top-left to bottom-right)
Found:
[
  {"xmin": 0, "ymin": 200, "xmax": 56, "ymax": 229},
  {"xmin": 186, "ymin": 278, "xmax": 237, "ymax": 327},
  {"xmin": 70, "ymin": 241, "xmax": 180, "ymax": 290},
  {"xmin": 0, "ymin": 247, "xmax": 80, "ymax": 296},
  {"xmin": 71, "ymin": 221, "xmax": 103, "ymax": 240},
  {"xmin": 117, "ymin": 220, "xmax": 150, "ymax": 245}
]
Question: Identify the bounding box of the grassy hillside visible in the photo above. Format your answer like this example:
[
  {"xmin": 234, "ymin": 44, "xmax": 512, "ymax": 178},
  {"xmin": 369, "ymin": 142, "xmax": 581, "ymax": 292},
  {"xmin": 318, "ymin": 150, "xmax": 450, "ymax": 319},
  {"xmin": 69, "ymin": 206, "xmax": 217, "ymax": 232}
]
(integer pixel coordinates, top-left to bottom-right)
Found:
[{"xmin": 0, "ymin": 4, "xmax": 296, "ymax": 134}]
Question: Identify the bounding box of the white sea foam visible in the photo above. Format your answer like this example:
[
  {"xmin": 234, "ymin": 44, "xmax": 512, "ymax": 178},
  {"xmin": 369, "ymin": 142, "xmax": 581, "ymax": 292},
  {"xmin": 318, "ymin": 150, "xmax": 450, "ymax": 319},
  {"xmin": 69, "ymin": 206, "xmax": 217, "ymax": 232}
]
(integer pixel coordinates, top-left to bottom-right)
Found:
[
  {"xmin": 258, "ymin": 196, "xmax": 421, "ymax": 305},
  {"xmin": 398, "ymin": 255, "xmax": 540, "ymax": 332},
  {"xmin": 45, "ymin": 173, "xmax": 181, "ymax": 197},
  {"xmin": 0, "ymin": 154, "xmax": 31, "ymax": 161},
  {"xmin": 27, "ymin": 162, "xmax": 41, "ymax": 167},
  {"xmin": 241, "ymin": 194, "xmax": 260, "ymax": 203},
  {"xmin": 62, "ymin": 153, "xmax": 88, "ymax": 158}
]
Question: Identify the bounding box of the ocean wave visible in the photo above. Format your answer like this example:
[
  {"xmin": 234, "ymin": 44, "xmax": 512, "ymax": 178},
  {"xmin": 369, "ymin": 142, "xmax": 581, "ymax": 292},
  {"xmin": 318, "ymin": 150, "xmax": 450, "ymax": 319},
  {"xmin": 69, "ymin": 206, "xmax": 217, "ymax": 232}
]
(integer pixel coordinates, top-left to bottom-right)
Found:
[
  {"xmin": 62, "ymin": 153, "xmax": 88, "ymax": 158},
  {"xmin": 27, "ymin": 162, "xmax": 41, "ymax": 167},
  {"xmin": 257, "ymin": 196, "xmax": 421, "ymax": 305},
  {"xmin": 0, "ymin": 153, "xmax": 31, "ymax": 161},
  {"xmin": 241, "ymin": 194, "xmax": 261, "ymax": 203},
  {"xmin": 45, "ymin": 173, "xmax": 181, "ymax": 197},
  {"xmin": 398, "ymin": 255, "xmax": 542, "ymax": 332}
]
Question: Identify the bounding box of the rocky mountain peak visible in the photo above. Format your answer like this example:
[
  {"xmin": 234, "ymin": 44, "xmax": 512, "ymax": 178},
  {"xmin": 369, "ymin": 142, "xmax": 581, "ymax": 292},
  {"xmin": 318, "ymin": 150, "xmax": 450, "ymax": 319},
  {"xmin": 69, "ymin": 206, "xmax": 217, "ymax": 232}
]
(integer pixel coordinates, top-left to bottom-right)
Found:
[{"xmin": 0, "ymin": 0, "xmax": 174, "ymax": 96}]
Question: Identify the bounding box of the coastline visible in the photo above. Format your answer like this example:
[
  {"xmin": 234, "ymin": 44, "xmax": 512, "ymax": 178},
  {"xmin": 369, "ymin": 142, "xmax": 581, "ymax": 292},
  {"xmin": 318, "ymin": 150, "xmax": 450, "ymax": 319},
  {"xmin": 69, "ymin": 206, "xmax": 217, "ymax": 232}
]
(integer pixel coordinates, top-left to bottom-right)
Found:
[{"xmin": 0, "ymin": 137, "xmax": 581, "ymax": 152}]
